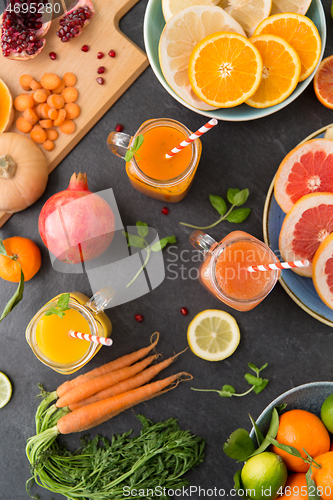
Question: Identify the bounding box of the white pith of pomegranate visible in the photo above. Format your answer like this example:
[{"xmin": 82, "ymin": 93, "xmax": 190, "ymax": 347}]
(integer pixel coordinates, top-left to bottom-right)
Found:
[
  {"xmin": 1, "ymin": 0, "xmax": 52, "ymax": 60},
  {"xmin": 38, "ymin": 172, "xmax": 115, "ymax": 265},
  {"xmin": 56, "ymin": 0, "xmax": 94, "ymax": 42}
]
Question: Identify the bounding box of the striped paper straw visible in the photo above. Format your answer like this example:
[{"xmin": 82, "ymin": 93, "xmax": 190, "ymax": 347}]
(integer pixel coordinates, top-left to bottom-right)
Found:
[
  {"xmin": 247, "ymin": 260, "xmax": 310, "ymax": 272},
  {"xmin": 165, "ymin": 118, "xmax": 218, "ymax": 158},
  {"xmin": 69, "ymin": 330, "xmax": 113, "ymax": 346}
]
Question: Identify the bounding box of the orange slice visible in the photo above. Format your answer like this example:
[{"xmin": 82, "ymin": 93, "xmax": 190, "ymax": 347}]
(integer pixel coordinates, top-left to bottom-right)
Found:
[
  {"xmin": 246, "ymin": 34, "xmax": 301, "ymax": 108},
  {"xmin": 0, "ymin": 78, "xmax": 14, "ymax": 133},
  {"xmin": 314, "ymin": 56, "xmax": 333, "ymax": 109},
  {"xmin": 188, "ymin": 32, "xmax": 263, "ymax": 108},
  {"xmin": 254, "ymin": 13, "xmax": 322, "ymax": 82},
  {"xmin": 313, "ymin": 233, "xmax": 333, "ymax": 311}
]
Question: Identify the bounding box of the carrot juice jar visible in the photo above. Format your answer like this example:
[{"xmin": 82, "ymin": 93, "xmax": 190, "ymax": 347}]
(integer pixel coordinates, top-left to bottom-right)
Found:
[
  {"xmin": 107, "ymin": 118, "xmax": 202, "ymax": 202},
  {"xmin": 190, "ymin": 230, "xmax": 280, "ymax": 311}
]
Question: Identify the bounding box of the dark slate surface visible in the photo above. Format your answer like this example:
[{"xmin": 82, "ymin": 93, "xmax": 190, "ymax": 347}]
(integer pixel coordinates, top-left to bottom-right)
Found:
[{"xmin": 1, "ymin": 1, "xmax": 333, "ymax": 499}]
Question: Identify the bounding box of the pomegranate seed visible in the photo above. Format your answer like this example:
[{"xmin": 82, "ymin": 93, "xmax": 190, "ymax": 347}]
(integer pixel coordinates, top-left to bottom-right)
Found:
[
  {"xmin": 161, "ymin": 207, "xmax": 169, "ymax": 215},
  {"xmin": 96, "ymin": 77, "xmax": 104, "ymax": 85},
  {"xmin": 97, "ymin": 66, "xmax": 105, "ymax": 74},
  {"xmin": 49, "ymin": 52, "xmax": 57, "ymax": 60},
  {"xmin": 108, "ymin": 49, "xmax": 115, "ymax": 57},
  {"xmin": 180, "ymin": 307, "xmax": 188, "ymax": 316},
  {"xmin": 81, "ymin": 44, "xmax": 89, "ymax": 52},
  {"xmin": 135, "ymin": 314, "xmax": 144, "ymax": 323},
  {"xmin": 115, "ymin": 123, "xmax": 123, "ymax": 132},
  {"xmin": 97, "ymin": 51, "xmax": 104, "ymax": 59}
]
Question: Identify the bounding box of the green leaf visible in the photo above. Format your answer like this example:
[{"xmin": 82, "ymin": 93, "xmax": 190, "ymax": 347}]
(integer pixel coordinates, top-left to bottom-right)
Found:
[
  {"xmin": 57, "ymin": 293, "xmax": 70, "ymax": 310},
  {"xmin": 136, "ymin": 221, "xmax": 149, "ymax": 238},
  {"xmin": 248, "ymin": 363, "xmax": 259, "ymax": 374},
  {"xmin": 0, "ymin": 239, "xmax": 8, "ymax": 257},
  {"xmin": 124, "ymin": 150, "xmax": 134, "ymax": 162},
  {"xmin": 233, "ymin": 470, "xmax": 249, "ymax": 499},
  {"xmin": 135, "ymin": 134, "xmax": 144, "ymax": 150},
  {"xmin": 233, "ymin": 189, "xmax": 249, "ymax": 206},
  {"xmin": 267, "ymin": 436, "xmax": 304, "ymax": 459},
  {"xmin": 151, "ymin": 235, "xmax": 177, "ymax": 252},
  {"xmin": 227, "ymin": 188, "xmax": 240, "ymax": 204},
  {"xmin": 223, "ymin": 428, "xmax": 256, "ymax": 462},
  {"xmin": 222, "ymin": 384, "xmax": 236, "ymax": 394},
  {"xmin": 253, "ymin": 379, "xmax": 269, "ymax": 394},
  {"xmin": 259, "ymin": 363, "xmax": 268, "ymax": 372},
  {"xmin": 226, "ymin": 208, "xmax": 251, "ymax": 223},
  {"xmin": 244, "ymin": 374, "xmax": 263, "ymax": 387},
  {"xmin": 127, "ymin": 234, "xmax": 146, "ymax": 249},
  {"xmin": 248, "ymin": 414, "xmax": 264, "ymax": 447},
  {"xmin": 250, "ymin": 408, "xmax": 280, "ymax": 457},
  {"xmin": 0, "ymin": 267, "xmax": 24, "ymax": 321},
  {"xmin": 219, "ymin": 385, "xmax": 236, "ymax": 397},
  {"xmin": 209, "ymin": 195, "xmax": 227, "ymax": 216},
  {"xmin": 306, "ymin": 466, "xmax": 320, "ymax": 500},
  {"xmin": 45, "ymin": 308, "xmax": 65, "ymax": 319},
  {"xmin": 275, "ymin": 403, "xmax": 287, "ymax": 413}
]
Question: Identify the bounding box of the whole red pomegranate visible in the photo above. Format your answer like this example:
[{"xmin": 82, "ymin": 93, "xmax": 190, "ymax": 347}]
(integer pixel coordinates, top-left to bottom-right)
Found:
[
  {"xmin": 38, "ymin": 172, "xmax": 115, "ymax": 264},
  {"xmin": 1, "ymin": 0, "xmax": 51, "ymax": 60}
]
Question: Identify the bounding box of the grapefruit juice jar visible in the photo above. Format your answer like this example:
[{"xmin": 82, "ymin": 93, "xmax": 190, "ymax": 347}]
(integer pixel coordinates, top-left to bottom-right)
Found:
[
  {"xmin": 26, "ymin": 290, "xmax": 112, "ymax": 374},
  {"xmin": 107, "ymin": 118, "xmax": 202, "ymax": 202},
  {"xmin": 190, "ymin": 230, "xmax": 280, "ymax": 311}
]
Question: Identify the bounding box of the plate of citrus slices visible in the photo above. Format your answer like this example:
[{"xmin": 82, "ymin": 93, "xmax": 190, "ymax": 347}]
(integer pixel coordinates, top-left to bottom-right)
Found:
[
  {"xmin": 144, "ymin": 0, "xmax": 326, "ymax": 121},
  {"xmin": 263, "ymin": 124, "xmax": 333, "ymax": 327}
]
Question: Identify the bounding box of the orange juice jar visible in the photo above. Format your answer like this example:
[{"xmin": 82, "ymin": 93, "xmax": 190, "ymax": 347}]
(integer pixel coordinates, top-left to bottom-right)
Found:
[
  {"xmin": 190, "ymin": 230, "xmax": 280, "ymax": 311},
  {"xmin": 107, "ymin": 118, "xmax": 202, "ymax": 202},
  {"xmin": 25, "ymin": 289, "xmax": 112, "ymax": 374}
]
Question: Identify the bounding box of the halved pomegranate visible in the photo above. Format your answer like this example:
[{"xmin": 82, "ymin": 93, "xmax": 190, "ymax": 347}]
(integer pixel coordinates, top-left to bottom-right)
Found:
[
  {"xmin": 1, "ymin": 0, "xmax": 52, "ymax": 60},
  {"xmin": 56, "ymin": 0, "xmax": 94, "ymax": 43}
]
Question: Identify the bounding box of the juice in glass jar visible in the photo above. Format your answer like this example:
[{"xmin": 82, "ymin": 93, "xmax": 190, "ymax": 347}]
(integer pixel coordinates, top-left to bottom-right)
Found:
[
  {"xmin": 26, "ymin": 290, "xmax": 112, "ymax": 374},
  {"xmin": 190, "ymin": 230, "xmax": 280, "ymax": 311},
  {"xmin": 107, "ymin": 118, "xmax": 202, "ymax": 202}
]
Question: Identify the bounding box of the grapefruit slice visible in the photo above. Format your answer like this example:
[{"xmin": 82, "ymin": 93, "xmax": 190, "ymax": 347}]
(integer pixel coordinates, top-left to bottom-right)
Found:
[
  {"xmin": 279, "ymin": 193, "xmax": 333, "ymax": 278},
  {"xmin": 274, "ymin": 139, "xmax": 333, "ymax": 214},
  {"xmin": 313, "ymin": 233, "xmax": 333, "ymax": 310},
  {"xmin": 314, "ymin": 55, "xmax": 333, "ymax": 110}
]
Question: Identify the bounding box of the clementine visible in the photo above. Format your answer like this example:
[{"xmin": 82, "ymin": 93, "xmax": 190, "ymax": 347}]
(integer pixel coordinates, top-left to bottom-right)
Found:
[
  {"xmin": 312, "ymin": 451, "xmax": 333, "ymax": 500},
  {"xmin": 280, "ymin": 473, "xmax": 308, "ymax": 500},
  {"xmin": 0, "ymin": 237, "xmax": 41, "ymax": 282},
  {"xmin": 272, "ymin": 410, "xmax": 330, "ymax": 472}
]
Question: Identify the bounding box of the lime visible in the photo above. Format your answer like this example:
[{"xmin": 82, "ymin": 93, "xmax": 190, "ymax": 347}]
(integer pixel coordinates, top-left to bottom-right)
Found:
[
  {"xmin": 241, "ymin": 452, "xmax": 288, "ymax": 500},
  {"xmin": 0, "ymin": 371, "xmax": 12, "ymax": 408},
  {"xmin": 321, "ymin": 393, "xmax": 333, "ymax": 433},
  {"xmin": 187, "ymin": 309, "xmax": 240, "ymax": 361}
]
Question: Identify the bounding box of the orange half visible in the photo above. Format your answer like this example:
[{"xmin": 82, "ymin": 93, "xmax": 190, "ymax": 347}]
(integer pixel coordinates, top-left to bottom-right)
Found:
[
  {"xmin": 254, "ymin": 13, "xmax": 321, "ymax": 82},
  {"xmin": 188, "ymin": 31, "xmax": 263, "ymax": 108},
  {"xmin": 0, "ymin": 79, "xmax": 13, "ymax": 133}
]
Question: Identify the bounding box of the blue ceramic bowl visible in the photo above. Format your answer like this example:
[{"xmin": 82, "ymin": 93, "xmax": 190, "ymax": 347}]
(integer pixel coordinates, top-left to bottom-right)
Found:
[
  {"xmin": 143, "ymin": 0, "xmax": 326, "ymax": 121},
  {"xmin": 263, "ymin": 125, "xmax": 333, "ymax": 328},
  {"xmin": 250, "ymin": 382, "xmax": 333, "ymax": 439}
]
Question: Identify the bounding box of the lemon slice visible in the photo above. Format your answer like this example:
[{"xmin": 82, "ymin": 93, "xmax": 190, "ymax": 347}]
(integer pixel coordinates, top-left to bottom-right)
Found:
[
  {"xmin": 0, "ymin": 372, "xmax": 12, "ymax": 408},
  {"xmin": 162, "ymin": 0, "xmax": 220, "ymax": 22},
  {"xmin": 158, "ymin": 5, "xmax": 246, "ymax": 111},
  {"xmin": 187, "ymin": 309, "xmax": 240, "ymax": 361},
  {"xmin": 217, "ymin": 0, "xmax": 272, "ymax": 37}
]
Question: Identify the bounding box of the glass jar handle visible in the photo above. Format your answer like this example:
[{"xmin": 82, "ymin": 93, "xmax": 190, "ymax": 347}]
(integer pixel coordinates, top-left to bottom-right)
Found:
[
  {"xmin": 107, "ymin": 131, "xmax": 134, "ymax": 159},
  {"xmin": 189, "ymin": 230, "xmax": 217, "ymax": 254},
  {"xmin": 85, "ymin": 287, "xmax": 115, "ymax": 314}
]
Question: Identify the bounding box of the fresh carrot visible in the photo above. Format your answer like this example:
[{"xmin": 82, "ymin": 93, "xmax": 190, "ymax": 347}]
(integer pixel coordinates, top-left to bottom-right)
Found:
[
  {"xmin": 56, "ymin": 332, "xmax": 159, "ymax": 398},
  {"xmin": 56, "ymin": 354, "xmax": 158, "ymax": 408},
  {"xmin": 68, "ymin": 351, "xmax": 183, "ymax": 411},
  {"xmin": 57, "ymin": 372, "xmax": 192, "ymax": 434}
]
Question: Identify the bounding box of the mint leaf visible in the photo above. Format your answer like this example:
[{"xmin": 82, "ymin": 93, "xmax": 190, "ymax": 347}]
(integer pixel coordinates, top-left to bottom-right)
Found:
[
  {"xmin": 151, "ymin": 235, "xmax": 177, "ymax": 252},
  {"xmin": 209, "ymin": 195, "xmax": 227, "ymax": 216},
  {"xmin": 227, "ymin": 208, "xmax": 251, "ymax": 223},
  {"xmin": 223, "ymin": 428, "xmax": 255, "ymax": 461},
  {"xmin": 259, "ymin": 363, "xmax": 268, "ymax": 372},
  {"xmin": 220, "ymin": 385, "xmax": 236, "ymax": 397},
  {"xmin": 248, "ymin": 363, "xmax": 259, "ymax": 373},
  {"xmin": 136, "ymin": 221, "xmax": 149, "ymax": 238},
  {"xmin": 233, "ymin": 189, "xmax": 249, "ymax": 206},
  {"xmin": 227, "ymin": 188, "xmax": 240, "ymax": 204},
  {"xmin": 57, "ymin": 293, "xmax": 70, "ymax": 310},
  {"xmin": 135, "ymin": 134, "xmax": 144, "ymax": 150},
  {"xmin": 253, "ymin": 379, "xmax": 269, "ymax": 394},
  {"xmin": 0, "ymin": 267, "xmax": 24, "ymax": 321},
  {"xmin": 124, "ymin": 150, "xmax": 134, "ymax": 162},
  {"xmin": 127, "ymin": 234, "xmax": 146, "ymax": 249},
  {"xmin": 244, "ymin": 374, "xmax": 263, "ymax": 387}
]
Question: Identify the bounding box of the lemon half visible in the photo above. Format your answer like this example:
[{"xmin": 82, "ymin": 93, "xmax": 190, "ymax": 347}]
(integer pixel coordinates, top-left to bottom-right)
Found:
[
  {"xmin": 187, "ymin": 309, "xmax": 240, "ymax": 361},
  {"xmin": 0, "ymin": 372, "xmax": 12, "ymax": 408}
]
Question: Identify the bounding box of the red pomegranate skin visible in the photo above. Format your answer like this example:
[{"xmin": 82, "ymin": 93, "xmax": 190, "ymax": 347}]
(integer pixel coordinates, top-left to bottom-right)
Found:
[{"xmin": 38, "ymin": 172, "xmax": 115, "ymax": 264}]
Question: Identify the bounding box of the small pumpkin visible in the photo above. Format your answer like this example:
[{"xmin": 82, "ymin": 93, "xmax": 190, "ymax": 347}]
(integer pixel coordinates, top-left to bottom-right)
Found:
[{"xmin": 0, "ymin": 132, "xmax": 48, "ymax": 213}]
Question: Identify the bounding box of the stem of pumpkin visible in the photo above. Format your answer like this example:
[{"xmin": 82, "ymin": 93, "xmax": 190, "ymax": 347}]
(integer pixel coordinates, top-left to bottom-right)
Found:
[{"xmin": 0, "ymin": 155, "xmax": 17, "ymax": 179}]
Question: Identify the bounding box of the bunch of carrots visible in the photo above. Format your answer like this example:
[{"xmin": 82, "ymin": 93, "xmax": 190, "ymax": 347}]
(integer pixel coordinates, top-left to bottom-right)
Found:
[{"xmin": 27, "ymin": 333, "xmax": 191, "ymax": 462}]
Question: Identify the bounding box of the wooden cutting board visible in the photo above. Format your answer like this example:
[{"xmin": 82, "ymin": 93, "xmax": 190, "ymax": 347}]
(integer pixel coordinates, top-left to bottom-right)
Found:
[{"xmin": 0, "ymin": 0, "xmax": 149, "ymax": 227}]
